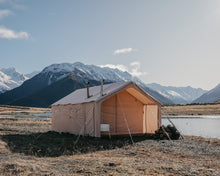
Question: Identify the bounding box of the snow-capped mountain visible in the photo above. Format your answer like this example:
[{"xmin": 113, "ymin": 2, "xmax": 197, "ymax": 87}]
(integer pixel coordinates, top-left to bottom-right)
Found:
[
  {"xmin": 0, "ymin": 68, "xmax": 28, "ymax": 93},
  {"xmin": 0, "ymin": 68, "xmax": 38, "ymax": 93},
  {"xmin": 146, "ymin": 83, "xmax": 207, "ymax": 104},
  {"xmin": 193, "ymin": 83, "xmax": 220, "ymax": 104},
  {"xmin": 40, "ymin": 62, "xmax": 173, "ymax": 104},
  {"xmin": 0, "ymin": 71, "xmax": 12, "ymax": 93},
  {"xmin": 41, "ymin": 62, "xmax": 144, "ymax": 86},
  {"xmin": 1, "ymin": 68, "xmax": 28, "ymax": 83}
]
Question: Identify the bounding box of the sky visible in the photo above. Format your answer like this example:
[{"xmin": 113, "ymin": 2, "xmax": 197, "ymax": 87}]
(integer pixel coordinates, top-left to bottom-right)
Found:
[{"xmin": 0, "ymin": 0, "xmax": 220, "ymax": 90}]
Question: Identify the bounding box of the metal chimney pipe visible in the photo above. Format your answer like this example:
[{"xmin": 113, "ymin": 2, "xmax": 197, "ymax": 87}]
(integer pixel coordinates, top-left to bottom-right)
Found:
[
  {"xmin": 87, "ymin": 82, "xmax": 90, "ymax": 98},
  {"xmin": 100, "ymin": 79, "xmax": 104, "ymax": 96}
]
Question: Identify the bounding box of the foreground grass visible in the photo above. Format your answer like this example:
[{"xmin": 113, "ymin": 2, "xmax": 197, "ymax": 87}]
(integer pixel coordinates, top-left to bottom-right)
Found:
[{"xmin": 0, "ymin": 115, "xmax": 219, "ymax": 175}]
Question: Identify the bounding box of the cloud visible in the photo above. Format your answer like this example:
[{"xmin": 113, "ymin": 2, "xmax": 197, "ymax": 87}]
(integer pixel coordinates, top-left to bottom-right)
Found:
[
  {"xmin": 0, "ymin": 26, "xmax": 29, "ymax": 39},
  {"xmin": 0, "ymin": 9, "xmax": 12, "ymax": 19},
  {"xmin": 129, "ymin": 61, "xmax": 148, "ymax": 77},
  {"xmin": 113, "ymin": 48, "xmax": 136, "ymax": 55},
  {"xmin": 99, "ymin": 61, "xmax": 148, "ymax": 78},
  {"xmin": 99, "ymin": 64, "xmax": 128, "ymax": 72}
]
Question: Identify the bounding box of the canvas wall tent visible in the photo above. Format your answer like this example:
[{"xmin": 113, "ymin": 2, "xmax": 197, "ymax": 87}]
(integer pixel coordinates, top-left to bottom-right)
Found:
[{"xmin": 51, "ymin": 81, "xmax": 161, "ymax": 137}]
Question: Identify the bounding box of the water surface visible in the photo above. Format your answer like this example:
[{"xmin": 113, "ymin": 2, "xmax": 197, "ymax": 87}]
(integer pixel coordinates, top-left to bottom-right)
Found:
[{"xmin": 162, "ymin": 115, "xmax": 220, "ymax": 139}]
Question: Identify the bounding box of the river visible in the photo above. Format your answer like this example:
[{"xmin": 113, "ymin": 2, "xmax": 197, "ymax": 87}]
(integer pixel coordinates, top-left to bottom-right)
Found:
[{"xmin": 162, "ymin": 115, "xmax": 220, "ymax": 139}]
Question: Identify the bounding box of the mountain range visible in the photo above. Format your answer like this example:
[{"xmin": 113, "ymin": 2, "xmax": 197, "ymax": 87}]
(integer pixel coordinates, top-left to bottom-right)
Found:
[
  {"xmin": 0, "ymin": 62, "xmax": 172, "ymax": 107},
  {"xmin": 0, "ymin": 62, "xmax": 218, "ymax": 107},
  {"xmin": 146, "ymin": 83, "xmax": 207, "ymax": 104}
]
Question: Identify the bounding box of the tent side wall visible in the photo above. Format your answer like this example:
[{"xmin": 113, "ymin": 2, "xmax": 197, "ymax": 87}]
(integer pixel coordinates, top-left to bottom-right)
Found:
[
  {"xmin": 51, "ymin": 102, "xmax": 96, "ymax": 136},
  {"xmin": 101, "ymin": 90, "xmax": 144, "ymax": 135}
]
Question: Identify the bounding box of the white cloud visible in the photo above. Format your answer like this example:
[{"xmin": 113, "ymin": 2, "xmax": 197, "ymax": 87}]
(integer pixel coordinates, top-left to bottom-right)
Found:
[
  {"xmin": 113, "ymin": 48, "xmax": 136, "ymax": 55},
  {"xmin": 99, "ymin": 64, "xmax": 128, "ymax": 72},
  {"xmin": 129, "ymin": 61, "xmax": 148, "ymax": 77},
  {"xmin": 0, "ymin": 9, "xmax": 12, "ymax": 19},
  {"xmin": 99, "ymin": 61, "xmax": 148, "ymax": 78},
  {"xmin": 0, "ymin": 26, "xmax": 29, "ymax": 39}
]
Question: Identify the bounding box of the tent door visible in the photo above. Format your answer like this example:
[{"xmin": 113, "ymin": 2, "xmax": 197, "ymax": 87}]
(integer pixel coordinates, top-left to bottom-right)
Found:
[{"xmin": 145, "ymin": 105, "xmax": 158, "ymax": 134}]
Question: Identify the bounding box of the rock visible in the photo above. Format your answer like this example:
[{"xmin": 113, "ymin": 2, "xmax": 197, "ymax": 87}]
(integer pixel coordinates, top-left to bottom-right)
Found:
[{"xmin": 109, "ymin": 163, "xmax": 116, "ymax": 167}]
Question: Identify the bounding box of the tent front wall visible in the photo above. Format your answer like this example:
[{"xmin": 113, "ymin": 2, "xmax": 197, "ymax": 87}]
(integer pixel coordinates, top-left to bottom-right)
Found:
[
  {"xmin": 101, "ymin": 90, "xmax": 161, "ymax": 136},
  {"xmin": 101, "ymin": 90, "xmax": 144, "ymax": 135},
  {"xmin": 52, "ymin": 102, "xmax": 96, "ymax": 136}
]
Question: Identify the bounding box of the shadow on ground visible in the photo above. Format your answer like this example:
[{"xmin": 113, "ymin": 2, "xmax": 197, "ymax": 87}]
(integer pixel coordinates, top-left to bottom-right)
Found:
[{"xmin": 2, "ymin": 131, "xmax": 155, "ymax": 157}]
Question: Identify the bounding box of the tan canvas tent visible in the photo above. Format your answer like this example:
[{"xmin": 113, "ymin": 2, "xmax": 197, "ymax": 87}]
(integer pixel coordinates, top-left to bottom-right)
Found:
[{"xmin": 51, "ymin": 81, "xmax": 161, "ymax": 137}]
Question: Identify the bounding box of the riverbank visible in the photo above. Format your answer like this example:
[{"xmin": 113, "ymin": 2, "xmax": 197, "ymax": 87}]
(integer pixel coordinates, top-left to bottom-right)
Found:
[
  {"xmin": 162, "ymin": 104, "xmax": 220, "ymax": 115},
  {"xmin": 0, "ymin": 115, "xmax": 219, "ymax": 175}
]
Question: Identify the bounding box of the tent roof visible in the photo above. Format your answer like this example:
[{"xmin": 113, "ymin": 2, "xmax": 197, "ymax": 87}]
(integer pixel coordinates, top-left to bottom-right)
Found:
[{"xmin": 52, "ymin": 81, "xmax": 161, "ymax": 106}]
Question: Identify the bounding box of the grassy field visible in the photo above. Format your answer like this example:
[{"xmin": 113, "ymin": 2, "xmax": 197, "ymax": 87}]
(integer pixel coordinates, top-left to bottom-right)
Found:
[
  {"xmin": 162, "ymin": 103, "xmax": 220, "ymax": 115},
  {"xmin": 0, "ymin": 112, "xmax": 220, "ymax": 175},
  {"xmin": 0, "ymin": 105, "xmax": 50, "ymax": 115}
]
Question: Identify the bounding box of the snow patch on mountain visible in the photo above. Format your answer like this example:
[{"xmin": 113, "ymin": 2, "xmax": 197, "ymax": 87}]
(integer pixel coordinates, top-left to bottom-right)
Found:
[
  {"xmin": 167, "ymin": 90, "xmax": 183, "ymax": 98},
  {"xmin": 42, "ymin": 63, "xmax": 76, "ymax": 74},
  {"xmin": 158, "ymin": 91, "xmax": 169, "ymax": 98}
]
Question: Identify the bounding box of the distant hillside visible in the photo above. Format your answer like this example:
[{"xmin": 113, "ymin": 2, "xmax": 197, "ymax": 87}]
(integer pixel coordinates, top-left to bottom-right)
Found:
[
  {"xmin": 193, "ymin": 84, "xmax": 220, "ymax": 104},
  {"xmin": 146, "ymin": 83, "xmax": 207, "ymax": 104},
  {"xmin": 0, "ymin": 62, "xmax": 173, "ymax": 107}
]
